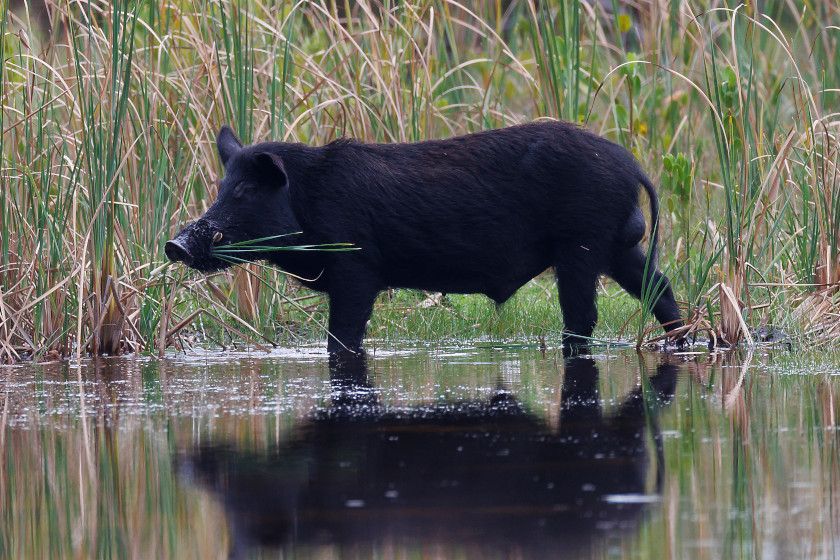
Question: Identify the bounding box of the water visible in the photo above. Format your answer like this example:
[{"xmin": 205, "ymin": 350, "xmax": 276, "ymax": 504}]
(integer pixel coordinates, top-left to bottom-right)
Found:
[{"xmin": 1, "ymin": 346, "xmax": 838, "ymax": 559}]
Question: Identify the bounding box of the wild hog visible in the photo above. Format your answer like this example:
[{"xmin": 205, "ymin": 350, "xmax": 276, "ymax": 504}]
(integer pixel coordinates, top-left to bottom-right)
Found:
[{"xmin": 165, "ymin": 122, "xmax": 683, "ymax": 353}]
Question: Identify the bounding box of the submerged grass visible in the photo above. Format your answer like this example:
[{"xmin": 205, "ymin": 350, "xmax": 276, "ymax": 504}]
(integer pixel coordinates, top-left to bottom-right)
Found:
[{"xmin": 0, "ymin": 0, "xmax": 839, "ymax": 361}]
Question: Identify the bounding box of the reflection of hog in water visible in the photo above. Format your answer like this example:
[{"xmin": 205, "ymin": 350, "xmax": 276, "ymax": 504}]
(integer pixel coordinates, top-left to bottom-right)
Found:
[
  {"xmin": 165, "ymin": 122, "xmax": 684, "ymax": 353},
  {"xmin": 182, "ymin": 354, "xmax": 679, "ymax": 558}
]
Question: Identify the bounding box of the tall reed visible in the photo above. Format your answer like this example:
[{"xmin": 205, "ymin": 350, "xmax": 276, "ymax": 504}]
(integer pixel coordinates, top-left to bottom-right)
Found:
[{"xmin": 0, "ymin": 0, "xmax": 838, "ymax": 362}]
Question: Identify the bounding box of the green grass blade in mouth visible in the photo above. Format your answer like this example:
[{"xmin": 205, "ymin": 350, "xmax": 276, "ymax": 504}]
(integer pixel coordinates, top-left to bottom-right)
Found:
[
  {"xmin": 212, "ymin": 243, "xmax": 357, "ymax": 254},
  {"xmin": 210, "ymin": 232, "xmax": 358, "ymax": 256},
  {"xmin": 209, "ymin": 232, "xmax": 358, "ymax": 254},
  {"xmin": 215, "ymin": 232, "xmax": 303, "ymax": 248}
]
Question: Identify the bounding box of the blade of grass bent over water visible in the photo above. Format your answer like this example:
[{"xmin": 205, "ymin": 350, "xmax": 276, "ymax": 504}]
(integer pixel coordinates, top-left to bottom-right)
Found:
[{"xmin": 216, "ymin": 256, "xmax": 352, "ymax": 353}]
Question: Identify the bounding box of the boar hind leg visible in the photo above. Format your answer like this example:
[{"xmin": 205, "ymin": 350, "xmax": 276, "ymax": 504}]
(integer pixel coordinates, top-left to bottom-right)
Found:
[
  {"xmin": 555, "ymin": 253, "xmax": 599, "ymax": 351},
  {"xmin": 326, "ymin": 289, "xmax": 378, "ymax": 354},
  {"xmin": 609, "ymin": 246, "xmax": 683, "ymax": 335}
]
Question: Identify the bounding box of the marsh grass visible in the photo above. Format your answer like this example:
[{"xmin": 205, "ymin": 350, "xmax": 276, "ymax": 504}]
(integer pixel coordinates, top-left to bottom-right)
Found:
[{"xmin": 0, "ymin": 0, "xmax": 839, "ymax": 362}]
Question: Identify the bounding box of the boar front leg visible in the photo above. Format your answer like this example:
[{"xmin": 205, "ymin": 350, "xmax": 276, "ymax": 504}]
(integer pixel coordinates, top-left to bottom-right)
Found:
[{"xmin": 326, "ymin": 287, "xmax": 378, "ymax": 354}]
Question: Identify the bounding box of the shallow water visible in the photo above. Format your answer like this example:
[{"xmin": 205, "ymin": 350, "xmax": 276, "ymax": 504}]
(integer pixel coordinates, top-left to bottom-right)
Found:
[{"xmin": 1, "ymin": 346, "xmax": 838, "ymax": 559}]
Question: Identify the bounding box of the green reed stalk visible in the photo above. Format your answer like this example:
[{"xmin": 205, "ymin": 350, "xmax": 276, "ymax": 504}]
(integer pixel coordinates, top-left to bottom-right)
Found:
[
  {"xmin": 527, "ymin": 0, "xmax": 583, "ymax": 122},
  {"xmin": 270, "ymin": 4, "xmax": 297, "ymax": 140},
  {"xmin": 217, "ymin": 1, "xmax": 254, "ymax": 142}
]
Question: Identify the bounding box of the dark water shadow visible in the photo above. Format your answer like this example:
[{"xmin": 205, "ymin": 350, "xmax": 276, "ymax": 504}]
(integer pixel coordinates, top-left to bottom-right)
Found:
[{"xmin": 181, "ymin": 351, "xmax": 681, "ymax": 559}]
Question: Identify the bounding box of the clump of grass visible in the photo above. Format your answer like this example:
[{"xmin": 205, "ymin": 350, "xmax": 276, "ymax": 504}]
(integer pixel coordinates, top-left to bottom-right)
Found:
[{"xmin": 1, "ymin": 0, "xmax": 839, "ymax": 362}]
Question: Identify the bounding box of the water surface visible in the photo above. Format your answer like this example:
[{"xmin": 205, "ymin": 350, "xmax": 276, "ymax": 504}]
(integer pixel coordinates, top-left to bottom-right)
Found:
[{"xmin": 1, "ymin": 346, "xmax": 838, "ymax": 559}]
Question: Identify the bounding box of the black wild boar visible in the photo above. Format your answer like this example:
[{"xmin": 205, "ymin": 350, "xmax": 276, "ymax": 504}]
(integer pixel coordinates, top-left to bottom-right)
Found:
[{"xmin": 165, "ymin": 122, "xmax": 683, "ymax": 353}]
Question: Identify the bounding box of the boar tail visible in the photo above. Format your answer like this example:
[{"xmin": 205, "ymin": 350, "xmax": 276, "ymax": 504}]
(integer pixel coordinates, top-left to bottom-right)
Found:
[{"xmin": 639, "ymin": 173, "xmax": 660, "ymax": 264}]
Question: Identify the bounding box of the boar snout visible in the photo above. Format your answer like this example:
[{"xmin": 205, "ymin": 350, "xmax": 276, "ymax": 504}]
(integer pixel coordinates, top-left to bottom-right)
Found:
[
  {"xmin": 165, "ymin": 236, "xmax": 194, "ymax": 266},
  {"xmin": 165, "ymin": 219, "xmax": 229, "ymax": 272}
]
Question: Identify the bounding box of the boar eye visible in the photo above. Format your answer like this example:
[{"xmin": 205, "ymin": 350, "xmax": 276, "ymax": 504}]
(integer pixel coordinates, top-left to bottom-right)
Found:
[{"xmin": 233, "ymin": 182, "xmax": 256, "ymax": 199}]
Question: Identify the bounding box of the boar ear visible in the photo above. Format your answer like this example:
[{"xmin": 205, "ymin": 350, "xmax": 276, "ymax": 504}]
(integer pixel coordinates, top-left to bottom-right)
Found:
[
  {"xmin": 217, "ymin": 126, "xmax": 243, "ymax": 165},
  {"xmin": 254, "ymin": 151, "xmax": 289, "ymax": 188}
]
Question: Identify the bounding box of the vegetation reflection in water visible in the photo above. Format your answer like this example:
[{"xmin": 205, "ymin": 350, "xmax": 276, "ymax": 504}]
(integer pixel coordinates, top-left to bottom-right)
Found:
[{"xmin": 1, "ymin": 347, "xmax": 838, "ymax": 559}]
